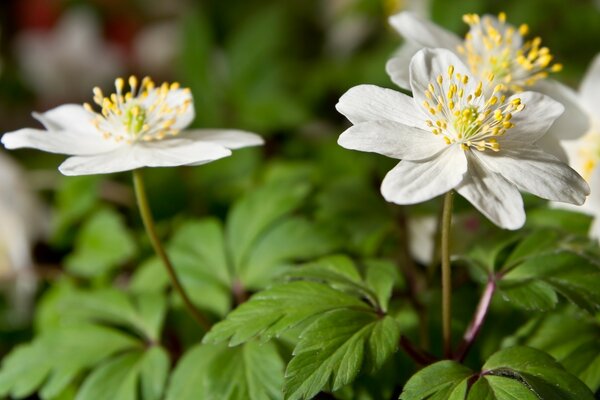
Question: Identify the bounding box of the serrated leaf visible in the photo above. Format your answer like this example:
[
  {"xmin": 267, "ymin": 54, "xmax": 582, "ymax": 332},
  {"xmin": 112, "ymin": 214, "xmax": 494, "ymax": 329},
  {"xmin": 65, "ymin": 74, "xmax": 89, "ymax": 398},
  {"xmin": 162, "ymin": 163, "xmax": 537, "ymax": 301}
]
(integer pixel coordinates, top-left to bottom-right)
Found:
[
  {"xmin": 75, "ymin": 351, "xmax": 144, "ymax": 400},
  {"xmin": 364, "ymin": 259, "xmax": 398, "ymax": 312},
  {"xmin": 283, "ymin": 309, "xmax": 400, "ymax": 400},
  {"xmin": 166, "ymin": 342, "xmax": 284, "ymax": 400},
  {"xmin": 287, "ymin": 255, "xmax": 364, "ymax": 292},
  {"xmin": 399, "ymin": 360, "xmax": 472, "ymax": 400},
  {"xmin": 288, "ymin": 256, "xmax": 398, "ymax": 311},
  {"xmin": 140, "ymin": 347, "xmax": 170, "ymax": 400},
  {"xmin": 242, "ymin": 217, "xmax": 338, "ymax": 289},
  {"xmin": 400, "ymin": 347, "xmax": 594, "ymax": 400},
  {"xmin": 501, "ymin": 250, "xmax": 600, "ymax": 312},
  {"xmin": 203, "ymin": 281, "xmax": 370, "ymax": 346},
  {"xmin": 64, "ymin": 208, "xmax": 136, "ymax": 278},
  {"xmin": 498, "ymin": 280, "xmax": 558, "ymax": 311},
  {"xmin": 519, "ymin": 312, "xmax": 600, "ymax": 392},
  {"xmin": 226, "ymin": 180, "xmax": 310, "ymax": 273},
  {"xmin": 482, "ymin": 347, "xmax": 594, "ymax": 400},
  {"xmin": 467, "ymin": 376, "xmax": 539, "ymax": 400}
]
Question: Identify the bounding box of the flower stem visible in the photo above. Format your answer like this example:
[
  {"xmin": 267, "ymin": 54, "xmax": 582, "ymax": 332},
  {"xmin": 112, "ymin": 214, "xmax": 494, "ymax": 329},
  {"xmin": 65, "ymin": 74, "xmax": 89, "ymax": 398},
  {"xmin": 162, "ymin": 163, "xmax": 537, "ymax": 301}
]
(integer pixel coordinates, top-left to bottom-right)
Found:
[
  {"xmin": 455, "ymin": 278, "xmax": 496, "ymax": 361},
  {"xmin": 132, "ymin": 169, "xmax": 211, "ymax": 331},
  {"xmin": 441, "ymin": 191, "xmax": 454, "ymax": 358}
]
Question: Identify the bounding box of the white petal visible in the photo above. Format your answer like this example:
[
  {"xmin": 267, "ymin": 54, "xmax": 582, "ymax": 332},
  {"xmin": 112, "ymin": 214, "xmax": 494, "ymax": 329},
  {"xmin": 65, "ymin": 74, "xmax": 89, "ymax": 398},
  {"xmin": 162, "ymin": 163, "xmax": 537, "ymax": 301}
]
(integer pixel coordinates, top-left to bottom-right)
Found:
[
  {"xmin": 336, "ymin": 84, "xmax": 426, "ymax": 128},
  {"xmin": 533, "ymin": 134, "xmax": 569, "ymax": 163},
  {"xmin": 381, "ymin": 144, "xmax": 467, "ymax": 204},
  {"xmin": 135, "ymin": 139, "xmax": 231, "ymax": 167},
  {"xmin": 183, "ymin": 129, "xmax": 264, "ymax": 149},
  {"xmin": 409, "ymin": 48, "xmax": 475, "ymax": 112},
  {"xmin": 386, "ymin": 42, "xmax": 422, "ymax": 89},
  {"xmin": 33, "ymin": 104, "xmax": 101, "ymax": 136},
  {"xmin": 58, "ymin": 139, "xmax": 232, "ymax": 175},
  {"xmin": 579, "ymin": 53, "xmax": 600, "ymax": 117},
  {"xmin": 338, "ymin": 120, "xmax": 446, "ymax": 160},
  {"xmin": 58, "ymin": 147, "xmax": 142, "ymax": 175},
  {"xmin": 500, "ymin": 91, "xmax": 564, "ymax": 144},
  {"xmin": 389, "ymin": 12, "xmax": 462, "ymax": 50},
  {"xmin": 476, "ymin": 146, "xmax": 590, "ymax": 205},
  {"xmin": 2, "ymin": 128, "xmax": 118, "ymax": 155},
  {"xmin": 456, "ymin": 151, "xmax": 525, "ymax": 230},
  {"xmin": 532, "ymin": 80, "xmax": 589, "ymax": 141}
]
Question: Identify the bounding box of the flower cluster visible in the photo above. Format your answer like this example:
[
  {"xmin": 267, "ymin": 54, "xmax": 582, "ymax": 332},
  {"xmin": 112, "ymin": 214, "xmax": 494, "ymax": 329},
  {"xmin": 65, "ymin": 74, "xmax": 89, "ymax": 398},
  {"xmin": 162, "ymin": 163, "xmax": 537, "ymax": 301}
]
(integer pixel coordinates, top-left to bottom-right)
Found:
[
  {"xmin": 337, "ymin": 44, "xmax": 590, "ymax": 229},
  {"xmin": 386, "ymin": 12, "xmax": 590, "ymax": 162}
]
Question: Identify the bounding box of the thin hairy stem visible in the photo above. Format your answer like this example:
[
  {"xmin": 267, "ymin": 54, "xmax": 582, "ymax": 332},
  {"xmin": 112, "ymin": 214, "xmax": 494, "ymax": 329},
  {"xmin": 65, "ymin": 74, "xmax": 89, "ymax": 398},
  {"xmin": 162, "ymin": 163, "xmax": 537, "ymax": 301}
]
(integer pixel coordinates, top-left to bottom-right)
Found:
[
  {"xmin": 441, "ymin": 191, "xmax": 454, "ymax": 358},
  {"xmin": 133, "ymin": 169, "xmax": 211, "ymax": 331}
]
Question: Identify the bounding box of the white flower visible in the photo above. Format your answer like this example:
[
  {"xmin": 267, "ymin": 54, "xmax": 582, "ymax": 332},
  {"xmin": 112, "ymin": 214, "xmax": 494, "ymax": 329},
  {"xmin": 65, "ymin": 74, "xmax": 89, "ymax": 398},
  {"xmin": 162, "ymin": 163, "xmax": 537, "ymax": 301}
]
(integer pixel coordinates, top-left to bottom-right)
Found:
[
  {"xmin": 336, "ymin": 48, "xmax": 589, "ymax": 230},
  {"xmin": 385, "ymin": 12, "xmax": 589, "ymax": 161},
  {"xmin": 15, "ymin": 8, "xmax": 126, "ymax": 102},
  {"xmin": 2, "ymin": 76, "xmax": 264, "ymax": 176},
  {"xmin": 559, "ymin": 54, "xmax": 600, "ymax": 238}
]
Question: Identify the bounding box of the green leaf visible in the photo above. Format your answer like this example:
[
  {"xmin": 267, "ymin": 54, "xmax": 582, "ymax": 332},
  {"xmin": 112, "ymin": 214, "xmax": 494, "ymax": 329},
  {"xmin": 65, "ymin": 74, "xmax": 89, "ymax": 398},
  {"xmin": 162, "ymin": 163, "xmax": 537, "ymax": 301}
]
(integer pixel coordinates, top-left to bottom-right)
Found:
[
  {"xmin": 400, "ymin": 347, "xmax": 594, "ymax": 400},
  {"xmin": 467, "ymin": 376, "xmax": 539, "ymax": 400},
  {"xmin": 241, "ymin": 217, "xmax": 338, "ymax": 289},
  {"xmin": 56, "ymin": 288, "xmax": 167, "ymax": 342},
  {"xmin": 399, "ymin": 360, "xmax": 472, "ymax": 400},
  {"xmin": 0, "ymin": 324, "xmax": 140, "ymax": 399},
  {"xmin": 502, "ymin": 250, "xmax": 600, "ymax": 312},
  {"xmin": 75, "ymin": 351, "xmax": 144, "ymax": 400},
  {"xmin": 64, "ymin": 208, "xmax": 136, "ymax": 278},
  {"xmin": 140, "ymin": 347, "xmax": 170, "ymax": 400},
  {"xmin": 52, "ymin": 176, "xmax": 100, "ymax": 245},
  {"xmin": 166, "ymin": 342, "xmax": 284, "ymax": 400},
  {"xmin": 517, "ymin": 311, "xmax": 600, "ymax": 392},
  {"xmin": 130, "ymin": 219, "xmax": 232, "ymax": 317},
  {"xmin": 283, "ymin": 310, "xmax": 400, "ymax": 400},
  {"xmin": 526, "ymin": 208, "xmax": 593, "ymax": 235},
  {"xmin": 498, "ymin": 280, "xmax": 558, "ymax": 311},
  {"xmin": 203, "ymin": 281, "xmax": 370, "ymax": 346},
  {"xmin": 288, "ymin": 255, "xmax": 399, "ymax": 312},
  {"xmin": 482, "ymin": 347, "xmax": 595, "ymax": 400},
  {"xmin": 226, "ymin": 180, "xmax": 310, "ymax": 273}
]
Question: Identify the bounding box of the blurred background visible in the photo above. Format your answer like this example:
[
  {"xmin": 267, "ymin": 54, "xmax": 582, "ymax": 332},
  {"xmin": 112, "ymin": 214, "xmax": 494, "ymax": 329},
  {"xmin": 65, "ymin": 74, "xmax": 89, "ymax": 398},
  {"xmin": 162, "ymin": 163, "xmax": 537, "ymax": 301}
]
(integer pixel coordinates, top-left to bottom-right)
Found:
[{"xmin": 0, "ymin": 0, "xmax": 598, "ymax": 365}]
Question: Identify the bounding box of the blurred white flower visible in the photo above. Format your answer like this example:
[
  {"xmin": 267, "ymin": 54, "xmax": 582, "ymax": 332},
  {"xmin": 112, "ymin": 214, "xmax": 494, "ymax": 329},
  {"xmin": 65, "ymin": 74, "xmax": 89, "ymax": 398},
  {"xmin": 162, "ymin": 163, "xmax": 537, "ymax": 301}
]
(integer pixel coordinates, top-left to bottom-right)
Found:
[
  {"xmin": 337, "ymin": 48, "xmax": 589, "ymax": 229},
  {"xmin": 2, "ymin": 76, "xmax": 264, "ymax": 176},
  {"xmin": 14, "ymin": 8, "xmax": 126, "ymax": 102},
  {"xmin": 386, "ymin": 12, "xmax": 589, "ymax": 162},
  {"xmin": 559, "ymin": 54, "xmax": 600, "ymax": 239},
  {"xmin": 0, "ymin": 151, "xmax": 47, "ymax": 325}
]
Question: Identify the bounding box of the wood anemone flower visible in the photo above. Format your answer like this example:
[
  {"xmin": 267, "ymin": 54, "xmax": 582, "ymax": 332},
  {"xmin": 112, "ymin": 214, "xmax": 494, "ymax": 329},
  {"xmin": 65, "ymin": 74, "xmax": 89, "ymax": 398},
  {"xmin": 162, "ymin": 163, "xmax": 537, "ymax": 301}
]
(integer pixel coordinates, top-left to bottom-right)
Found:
[
  {"xmin": 337, "ymin": 48, "xmax": 589, "ymax": 230},
  {"xmin": 2, "ymin": 76, "xmax": 263, "ymax": 175}
]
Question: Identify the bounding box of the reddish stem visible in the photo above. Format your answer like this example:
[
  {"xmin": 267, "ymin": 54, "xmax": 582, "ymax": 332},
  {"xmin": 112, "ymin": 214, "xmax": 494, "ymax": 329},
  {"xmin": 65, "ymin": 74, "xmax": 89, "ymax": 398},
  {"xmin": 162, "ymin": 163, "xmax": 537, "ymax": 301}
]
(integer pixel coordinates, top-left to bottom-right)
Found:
[{"xmin": 455, "ymin": 278, "xmax": 496, "ymax": 361}]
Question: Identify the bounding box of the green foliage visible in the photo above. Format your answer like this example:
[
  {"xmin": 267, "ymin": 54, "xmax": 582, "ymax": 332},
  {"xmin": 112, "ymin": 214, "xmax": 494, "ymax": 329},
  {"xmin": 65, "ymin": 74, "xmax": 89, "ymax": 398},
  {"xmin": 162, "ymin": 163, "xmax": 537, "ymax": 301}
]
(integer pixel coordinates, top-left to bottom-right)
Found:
[
  {"xmin": 205, "ymin": 255, "xmax": 402, "ymax": 399},
  {"xmin": 131, "ymin": 178, "xmax": 338, "ymax": 316},
  {"xmin": 166, "ymin": 341, "xmax": 284, "ymax": 400},
  {"xmin": 509, "ymin": 310, "xmax": 600, "ymax": 392},
  {"xmin": 463, "ymin": 228, "xmax": 600, "ymax": 313},
  {"xmin": 0, "ymin": 285, "xmax": 169, "ymax": 399},
  {"xmin": 51, "ymin": 175, "xmax": 100, "ymax": 246},
  {"xmin": 65, "ymin": 208, "xmax": 137, "ymax": 278},
  {"xmin": 400, "ymin": 347, "xmax": 595, "ymax": 399}
]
